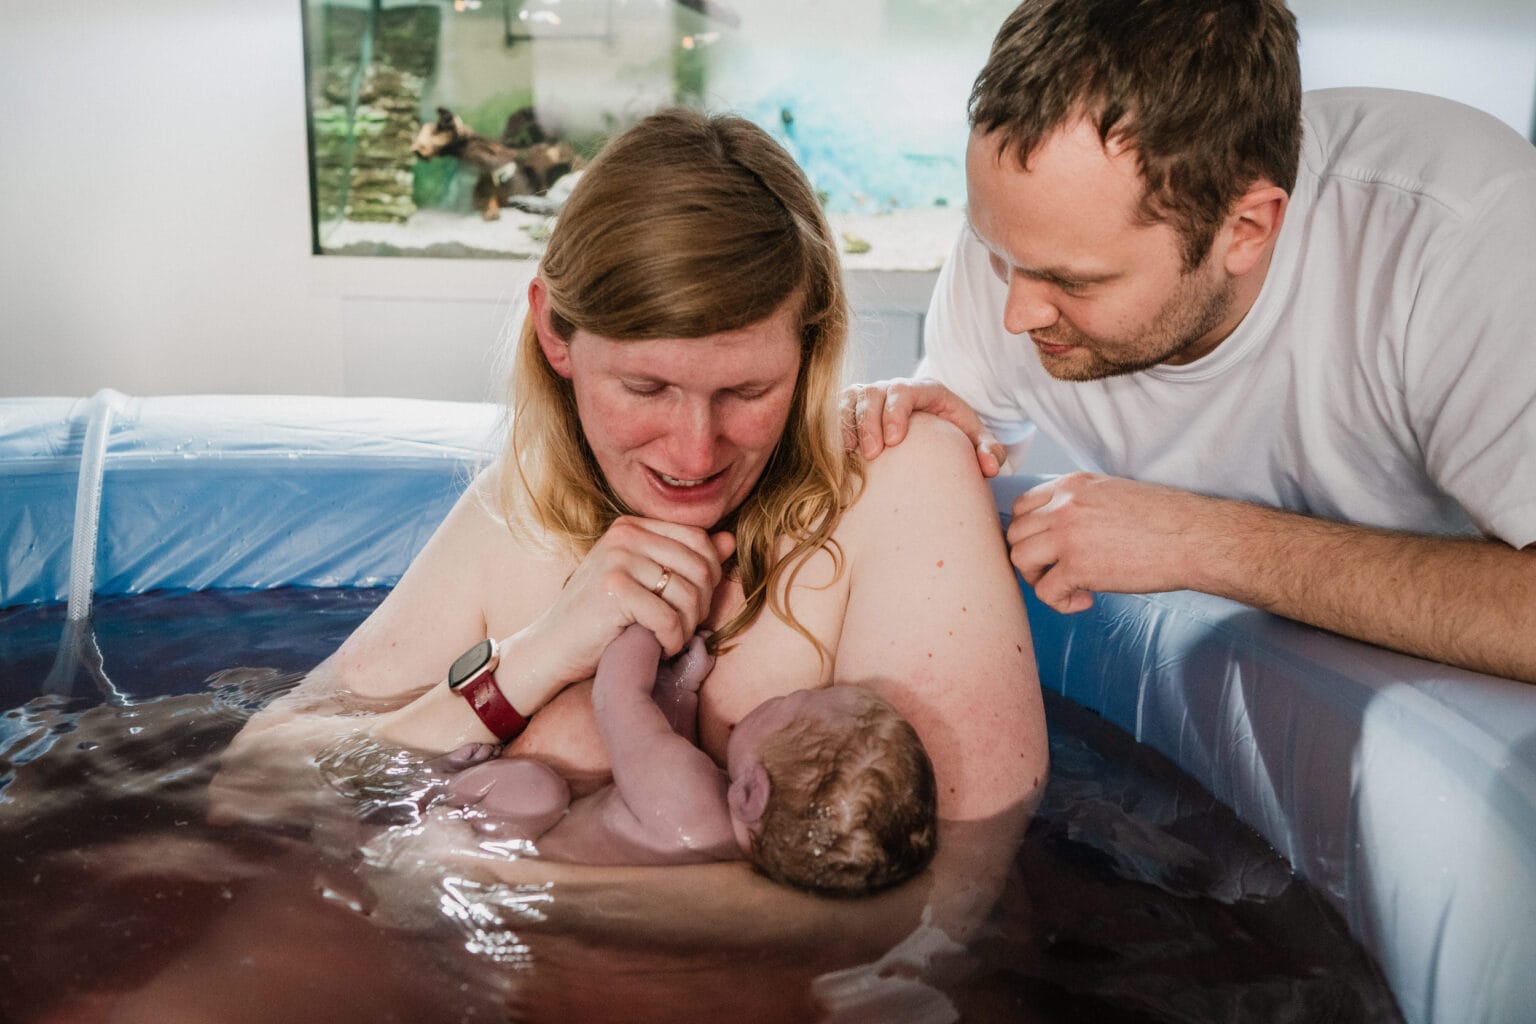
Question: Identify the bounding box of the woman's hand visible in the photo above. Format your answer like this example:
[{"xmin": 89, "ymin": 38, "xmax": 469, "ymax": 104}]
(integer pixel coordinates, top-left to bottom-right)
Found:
[
  {"xmin": 369, "ymin": 519, "xmax": 730, "ymax": 759},
  {"xmin": 368, "ymin": 518, "xmax": 727, "ymax": 760},
  {"xmin": 520, "ymin": 516, "xmax": 735, "ymax": 690}
]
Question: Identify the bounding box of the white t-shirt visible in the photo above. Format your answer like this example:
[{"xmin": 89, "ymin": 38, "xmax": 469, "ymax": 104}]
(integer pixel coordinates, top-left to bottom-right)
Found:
[{"xmin": 921, "ymin": 88, "xmax": 1536, "ymax": 548}]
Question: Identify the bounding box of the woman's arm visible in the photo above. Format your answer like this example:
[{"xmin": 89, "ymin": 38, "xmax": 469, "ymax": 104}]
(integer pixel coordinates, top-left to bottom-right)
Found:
[
  {"xmin": 213, "ymin": 464, "xmax": 738, "ymax": 821},
  {"xmin": 836, "ymin": 413, "xmax": 1048, "ymax": 821},
  {"xmin": 260, "ymin": 457, "xmax": 729, "ymax": 723},
  {"xmin": 834, "ymin": 413, "xmax": 1050, "ymax": 938},
  {"xmin": 209, "ymin": 470, "xmax": 546, "ymax": 825}
]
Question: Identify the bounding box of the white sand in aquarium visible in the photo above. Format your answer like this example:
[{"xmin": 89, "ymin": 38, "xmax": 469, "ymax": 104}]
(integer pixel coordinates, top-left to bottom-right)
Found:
[{"xmin": 319, "ymin": 205, "xmax": 964, "ymax": 272}]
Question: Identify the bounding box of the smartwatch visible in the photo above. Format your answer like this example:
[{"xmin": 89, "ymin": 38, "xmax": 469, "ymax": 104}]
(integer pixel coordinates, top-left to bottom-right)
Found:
[{"xmin": 448, "ymin": 638, "xmax": 530, "ymax": 742}]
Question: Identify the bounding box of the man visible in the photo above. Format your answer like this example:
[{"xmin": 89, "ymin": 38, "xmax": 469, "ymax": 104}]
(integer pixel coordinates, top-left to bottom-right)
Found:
[{"xmin": 851, "ymin": 0, "xmax": 1536, "ymax": 682}]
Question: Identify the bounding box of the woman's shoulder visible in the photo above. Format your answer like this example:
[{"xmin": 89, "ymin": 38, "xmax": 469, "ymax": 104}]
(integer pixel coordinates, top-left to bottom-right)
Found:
[
  {"xmin": 454, "ymin": 463, "xmax": 576, "ymax": 602},
  {"xmin": 868, "ymin": 412, "xmax": 979, "ymax": 472},
  {"xmin": 456, "ymin": 461, "xmax": 569, "ymax": 561},
  {"xmin": 827, "ymin": 419, "xmax": 1045, "ymax": 822},
  {"xmin": 841, "ymin": 413, "xmax": 993, "ymax": 533},
  {"xmin": 831, "ymin": 411, "xmax": 1006, "ymax": 585}
]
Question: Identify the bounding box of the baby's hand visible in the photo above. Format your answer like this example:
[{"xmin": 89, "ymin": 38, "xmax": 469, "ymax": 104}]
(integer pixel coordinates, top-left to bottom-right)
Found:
[
  {"xmin": 655, "ymin": 632, "xmax": 714, "ymax": 693},
  {"xmin": 651, "ymin": 631, "xmax": 714, "ymax": 739},
  {"xmin": 430, "ymin": 742, "xmax": 500, "ymax": 772}
]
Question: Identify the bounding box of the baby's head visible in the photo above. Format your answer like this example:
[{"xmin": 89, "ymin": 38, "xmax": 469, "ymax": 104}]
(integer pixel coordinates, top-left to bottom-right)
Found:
[{"xmin": 725, "ymin": 685, "xmax": 938, "ymax": 898}]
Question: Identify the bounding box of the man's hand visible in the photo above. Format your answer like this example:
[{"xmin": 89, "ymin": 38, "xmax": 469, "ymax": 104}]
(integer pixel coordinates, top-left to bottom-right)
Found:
[
  {"xmin": 841, "ymin": 378, "xmax": 1007, "ymax": 477},
  {"xmin": 1008, "ymin": 473, "xmax": 1213, "ymax": 613}
]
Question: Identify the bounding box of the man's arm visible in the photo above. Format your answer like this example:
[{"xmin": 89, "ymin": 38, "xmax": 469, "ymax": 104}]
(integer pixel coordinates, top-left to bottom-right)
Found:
[
  {"xmin": 846, "ymin": 381, "xmax": 1536, "ymax": 682},
  {"xmin": 1010, "ymin": 472, "xmax": 1536, "ymax": 683}
]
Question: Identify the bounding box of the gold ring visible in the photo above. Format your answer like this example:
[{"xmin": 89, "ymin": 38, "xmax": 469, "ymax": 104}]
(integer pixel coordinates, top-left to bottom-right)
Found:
[{"xmin": 651, "ymin": 567, "xmax": 672, "ymax": 596}]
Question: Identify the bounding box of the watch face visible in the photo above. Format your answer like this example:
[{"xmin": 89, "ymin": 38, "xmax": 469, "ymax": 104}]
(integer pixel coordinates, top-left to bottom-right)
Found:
[{"xmin": 448, "ymin": 639, "xmax": 494, "ymax": 690}]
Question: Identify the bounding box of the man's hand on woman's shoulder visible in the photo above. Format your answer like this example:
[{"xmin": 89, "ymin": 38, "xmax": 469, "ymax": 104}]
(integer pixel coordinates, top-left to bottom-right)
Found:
[{"xmin": 840, "ymin": 377, "xmax": 1006, "ymax": 478}]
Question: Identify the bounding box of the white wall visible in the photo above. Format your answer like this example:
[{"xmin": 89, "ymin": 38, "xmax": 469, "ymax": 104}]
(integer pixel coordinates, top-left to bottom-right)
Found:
[
  {"xmin": 1293, "ymin": 0, "xmax": 1536, "ymax": 138},
  {"xmin": 1, "ymin": 0, "xmax": 1532, "ymax": 401},
  {"xmin": 0, "ymin": 0, "xmax": 534, "ymax": 401}
]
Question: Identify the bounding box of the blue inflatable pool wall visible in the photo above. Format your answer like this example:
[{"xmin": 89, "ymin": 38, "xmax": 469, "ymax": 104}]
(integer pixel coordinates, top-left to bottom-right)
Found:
[
  {"xmin": 3, "ymin": 394, "xmax": 1533, "ymax": 1024},
  {"xmin": 1, "ymin": 395, "xmax": 499, "ymax": 605}
]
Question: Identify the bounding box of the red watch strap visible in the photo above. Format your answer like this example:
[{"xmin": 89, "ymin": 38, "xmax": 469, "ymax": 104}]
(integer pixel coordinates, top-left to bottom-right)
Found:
[{"xmin": 458, "ymin": 671, "xmax": 530, "ymax": 742}]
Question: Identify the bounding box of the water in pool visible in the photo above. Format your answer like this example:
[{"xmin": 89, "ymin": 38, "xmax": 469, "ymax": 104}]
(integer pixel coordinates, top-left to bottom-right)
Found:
[{"xmin": 0, "ymin": 588, "xmax": 1403, "ymax": 1023}]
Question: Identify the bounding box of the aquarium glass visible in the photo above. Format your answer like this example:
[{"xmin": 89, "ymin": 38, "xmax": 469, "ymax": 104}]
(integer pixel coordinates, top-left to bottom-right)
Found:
[{"xmin": 303, "ymin": 0, "xmax": 1017, "ymax": 268}]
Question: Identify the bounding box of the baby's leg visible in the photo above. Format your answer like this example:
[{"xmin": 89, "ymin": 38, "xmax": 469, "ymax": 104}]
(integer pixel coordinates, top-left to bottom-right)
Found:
[{"xmin": 444, "ymin": 758, "xmax": 571, "ymax": 839}]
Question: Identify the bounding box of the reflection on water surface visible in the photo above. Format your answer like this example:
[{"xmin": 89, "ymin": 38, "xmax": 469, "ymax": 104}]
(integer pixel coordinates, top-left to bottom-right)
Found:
[{"xmin": 0, "ymin": 589, "xmax": 1400, "ymax": 1022}]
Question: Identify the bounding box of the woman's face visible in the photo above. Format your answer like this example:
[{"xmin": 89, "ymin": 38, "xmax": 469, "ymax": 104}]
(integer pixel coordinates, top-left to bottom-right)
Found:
[{"xmin": 538, "ymin": 290, "xmax": 805, "ymax": 530}]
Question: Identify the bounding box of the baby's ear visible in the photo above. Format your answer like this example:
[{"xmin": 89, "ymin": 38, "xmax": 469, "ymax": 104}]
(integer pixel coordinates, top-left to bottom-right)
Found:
[{"xmin": 727, "ymin": 763, "xmax": 770, "ymax": 826}]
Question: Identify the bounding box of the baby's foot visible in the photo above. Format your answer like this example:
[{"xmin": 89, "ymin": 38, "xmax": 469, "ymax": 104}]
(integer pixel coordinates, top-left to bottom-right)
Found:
[{"xmin": 446, "ymin": 758, "xmax": 570, "ymax": 839}]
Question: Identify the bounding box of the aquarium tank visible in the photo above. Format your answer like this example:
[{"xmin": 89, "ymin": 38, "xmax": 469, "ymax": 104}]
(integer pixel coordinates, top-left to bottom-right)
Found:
[{"xmin": 303, "ymin": 0, "xmax": 1016, "ymax": 268}]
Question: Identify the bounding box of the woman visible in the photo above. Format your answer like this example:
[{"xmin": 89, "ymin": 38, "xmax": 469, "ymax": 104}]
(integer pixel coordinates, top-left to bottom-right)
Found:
[{"xmin": 211, "ymin": 108, "xmax": 1048, "ymax": 1020}]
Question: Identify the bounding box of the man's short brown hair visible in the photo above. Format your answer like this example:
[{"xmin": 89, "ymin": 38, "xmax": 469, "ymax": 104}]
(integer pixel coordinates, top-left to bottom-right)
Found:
[{"xmin": 970, "ymin": 0, "xmax": 1302, "ymax": 268}]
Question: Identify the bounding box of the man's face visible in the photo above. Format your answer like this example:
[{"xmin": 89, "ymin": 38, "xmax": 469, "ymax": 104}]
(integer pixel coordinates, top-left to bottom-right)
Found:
[{"xmin": 965, "ymin": 119, "xmax": 1242, "ymax": 381}]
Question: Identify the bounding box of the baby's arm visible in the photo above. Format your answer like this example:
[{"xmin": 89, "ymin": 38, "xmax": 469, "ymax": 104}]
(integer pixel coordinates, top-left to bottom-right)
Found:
[
  {"xmin": 592, "ymin": 626, "xmax": 735, "ymax": 852},
  {"xmin": 430, "ymin": 630, "xmax": 718, "ymax": 851}
]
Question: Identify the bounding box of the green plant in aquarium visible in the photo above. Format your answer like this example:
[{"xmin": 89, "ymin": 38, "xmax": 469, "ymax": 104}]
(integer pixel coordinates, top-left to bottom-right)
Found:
[
  {"xmin": 672, "ymin": 3, "xmax": 708, "ymax": 106},
  {"xmin": 412, "ymin": 154, "xmax": 462, "ymax": 209}
]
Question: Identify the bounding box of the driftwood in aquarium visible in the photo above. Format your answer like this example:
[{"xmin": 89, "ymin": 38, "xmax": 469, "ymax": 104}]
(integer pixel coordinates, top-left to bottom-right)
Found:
[{"xmin": 411, "ymin": 107, "xmax": 584, "ymax": 221}]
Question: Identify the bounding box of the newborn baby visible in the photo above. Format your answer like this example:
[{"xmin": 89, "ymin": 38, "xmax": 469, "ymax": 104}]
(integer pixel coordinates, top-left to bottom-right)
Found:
[{"xmin": 440, "ymin": 624, "xmax": 938, "ymax": 897}]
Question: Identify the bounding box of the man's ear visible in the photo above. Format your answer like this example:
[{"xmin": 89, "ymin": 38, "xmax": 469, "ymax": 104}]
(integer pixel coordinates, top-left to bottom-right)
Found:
[
  {"xmin": 1219, "ymin": 182, "xmax": 1288, "ymax": 278},
  {"xmin": 528, "ymin": 277, "xmax": 574, "ymax": 379},
  {"xmin": 727, "ymin": 763, "xmax": 770, "ymax": 826}
]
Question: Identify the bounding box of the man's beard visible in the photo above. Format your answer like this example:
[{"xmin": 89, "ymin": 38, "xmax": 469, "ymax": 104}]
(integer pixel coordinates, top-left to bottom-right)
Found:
[{"xmin": 1033, "ymin": 270, "xmax": 1236, "ymax": 382}]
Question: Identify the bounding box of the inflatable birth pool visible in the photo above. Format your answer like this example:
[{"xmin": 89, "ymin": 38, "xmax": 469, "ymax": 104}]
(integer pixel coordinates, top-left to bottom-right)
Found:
[{"xmin": 2, "ymin": 393, "xmax": 1533, "ymax": 1024}]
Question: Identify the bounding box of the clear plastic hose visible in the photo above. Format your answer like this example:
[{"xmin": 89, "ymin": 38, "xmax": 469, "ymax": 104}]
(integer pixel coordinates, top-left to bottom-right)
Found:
[
  {"xmin": 66, "ymin": 389, "xmax": 126, "ymax": 620},
  {"xmin": 43, "ymin": 389, "xmax": 128, "ymax": 701}
]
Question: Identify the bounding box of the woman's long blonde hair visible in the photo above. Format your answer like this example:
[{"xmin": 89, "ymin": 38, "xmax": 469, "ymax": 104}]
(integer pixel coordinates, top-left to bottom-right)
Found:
[{"xmin": 500, "ymin": 108, "xmax": 860, "ymax": 665}]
